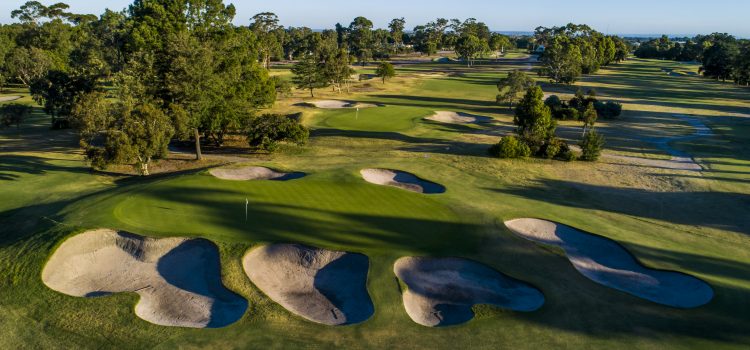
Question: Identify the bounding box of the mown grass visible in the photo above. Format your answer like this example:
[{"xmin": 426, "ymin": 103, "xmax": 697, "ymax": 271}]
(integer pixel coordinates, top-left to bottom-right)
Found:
[{"xmin": 1, "ymin": 58, "xmax": 750, "ymax": 349}]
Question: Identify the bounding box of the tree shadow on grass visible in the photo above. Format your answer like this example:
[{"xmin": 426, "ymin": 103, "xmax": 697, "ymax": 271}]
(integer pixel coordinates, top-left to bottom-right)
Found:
[
  {"xmin": 370, "ymin": 94, "xmax": 499, "ymax": 115},
  {"xmin": 311, "ymin": 128, "xmax": 494, "ymax": 158},
  {"xmin": 487, "ymin": 179, "xmax": 750, "ymax": 235},
  {"xmin": 0, "ymin": 154, "xmax": 90, "ymax": 181}
]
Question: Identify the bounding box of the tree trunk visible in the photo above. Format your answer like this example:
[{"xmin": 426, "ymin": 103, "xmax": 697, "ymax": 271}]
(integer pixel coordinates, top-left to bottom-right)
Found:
[
  {"xmin": 194, "ymin": 128, "xmax": 203, "ymax": 160},
  {"xmin": 310, "ymin": 88, "xmax": 314, "ymax": 98},
  {"xmin": 141, "ymin": 162, "xmax": 150, "ymax": 176}
]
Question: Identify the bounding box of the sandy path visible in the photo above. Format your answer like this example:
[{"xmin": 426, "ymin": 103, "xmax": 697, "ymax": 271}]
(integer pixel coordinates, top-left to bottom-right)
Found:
[
  {"xmin": 243, "ymin": 244, "xmax": 373, "ymax": 325},
  {"xmin": 209, "ymin": 166, "xmax": 305, "ymax": 181},
  {"xmin": 394, "ymin": 257, "xmax": 544, "ymax": 327},
  {"xmin": 42, "ymin": 229, "xmax": 247, "ymax": 328},
  {"xmin": 360, "ymin": 169, "xmax": 445, "ymax": 194},
  {"xmin": 505, "ymin": 219, "xmax": 714, "ymax": 308}
]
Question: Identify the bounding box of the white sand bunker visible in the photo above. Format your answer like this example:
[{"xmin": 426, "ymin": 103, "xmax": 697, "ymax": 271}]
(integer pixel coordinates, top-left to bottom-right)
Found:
[
  {"xmin": 394, "ymin": 257, "xmax": 544, "ymax": 327},
  {"xmin": 243, "ymin": 244, "xmax": 373, "ymax": 325},
  {"xmin": 209, "ymin": 166, "xmax": 305, "ymax": 181},
  {"xmin": 303, "ymin": 100, "xmax": 378, "ymax": 109},
  {"xmin": 505, "ymin": 219, "xmax": 714, "ymax": 308},
  {"xmin": 360, "ymin": 169, "xmax": 445, "ymax": 194},
  {"xmin": 0, "ymin": 95, "xmax": 22, "ymax": 102},
  {"xmin": 42, "ymin": 229, "xmax": 247, "ymax": 328},
  {"xmin": 425, "ymin": 111, "xmax": 492, "ymax": 125}
]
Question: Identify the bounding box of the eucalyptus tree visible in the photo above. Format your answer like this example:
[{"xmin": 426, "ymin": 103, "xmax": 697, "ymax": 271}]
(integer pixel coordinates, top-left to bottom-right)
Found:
[
  {"xmin": 388, "ymin": 18, "xmax": 406, "ymax": 51},
  {"xmin": 455, "ymin": 34, "xmax": 483, "ymax": 67},
  {"xmin": 250, "ymin": 12, "xmax": 283, "ymax": 68},
  {"xmin": 348, "ymin": 16, "xmax": 374, "ymax": 65}
]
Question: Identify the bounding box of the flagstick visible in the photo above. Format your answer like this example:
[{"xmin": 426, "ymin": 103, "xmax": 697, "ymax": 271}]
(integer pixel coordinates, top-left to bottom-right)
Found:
[{"xmin": 245, "ymin": 198, "xmax": 249, "ymax": 222}]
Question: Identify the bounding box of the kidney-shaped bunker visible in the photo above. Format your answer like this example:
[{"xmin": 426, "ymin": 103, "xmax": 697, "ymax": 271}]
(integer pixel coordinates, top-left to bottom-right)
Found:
[{"xmin": 394, "ymin": 257, "xmax": 544, "ymax": 327}]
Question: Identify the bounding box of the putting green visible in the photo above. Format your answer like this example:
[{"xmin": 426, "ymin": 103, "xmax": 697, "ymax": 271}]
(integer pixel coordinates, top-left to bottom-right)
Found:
[
  {"xmin": 314, "ymin": 106, "xmax": 432, "ymax": 132},
  {"xmin": 73, "ymin": 170, "xmax": 467, "ymax": 254}
]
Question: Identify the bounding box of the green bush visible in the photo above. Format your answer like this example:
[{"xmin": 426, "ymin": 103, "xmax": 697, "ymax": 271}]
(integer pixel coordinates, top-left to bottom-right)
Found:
[
  {"xmin": 541, "ymin": 137, "xmax": 575, "ymax": 161},
  {"xmin": 247, "ymin": 114, "xmax": 309, "ymax": 152},
  {"xmin": 594, "ymin": 101, "xmax": 623, "ymax": 119},
  {"xmin": 544, "ymin": 95, "xmax": 562, "ymax": 109},
  {"xmin": 579, "ymin": 130, "xmax": 605, "ymax": 161},
  {"xmin": 489, "ymin": 136, "xmax": 531, "ymax": 159},
  {"xmin": 0, "ymin": 103, "xmax": 33, "ymax": 129}
]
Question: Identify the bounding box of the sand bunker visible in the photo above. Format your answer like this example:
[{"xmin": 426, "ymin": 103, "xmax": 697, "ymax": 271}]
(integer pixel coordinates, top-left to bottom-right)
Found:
[
  {"xmin": 303, "ymin": 100, "xmax": 378, "ymax": 109},
  {"xmin": 243, "ymin": 244, "xmax": 373, "ymax": 325},
  {"xmin": 0, "ymin": 95, "xmax": 22, "ymax": 102},
  {"xmin": 42, "ymin": 229, "xmax": 247, "ymax": 328},
  {"xmin": 360, "ymin": 169, "xmax": 445, "ymax": 194},
  {"xmin": 209, "ymin": 166, "xmax": 305, "ymax": 181},
  {"xmin": 425, "ymin": 111, "xmax": 492, "ymax": 125},
  {"xmin": 505, "ymin": 219, "xmax": 714, "ymax": 308},
  {"xmin": 394, "ymin": 257, "xmax": 544, "ymax": 327}
]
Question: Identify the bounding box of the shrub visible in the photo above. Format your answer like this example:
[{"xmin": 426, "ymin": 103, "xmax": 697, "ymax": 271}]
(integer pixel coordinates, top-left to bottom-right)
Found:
[
  {"xmin": 489, "ymin": 136, "xmax": 531, "ymax": 158},
  {"xmin": 0, "ymin": 103, "xmax": 33, "ymax": 129},
  {"xmin": 594, "ymin": 101, "xmax": 623, "ymax": 119},
  {"xmin": 541, "ymin": 137, "xmax": 575, "ymax": 161},
  {"xmin": 543, "ymin": 139, "xmax": 561, "ymax": 159},
  {"xmin": 552, "ymin": 106, "xmax": 579, "ymax": 120},
  {"xmin": 247, "ymin": 114, "xmax": 309, "ymax": 152},
  {"xmin": 544, "ymin": 95, "xmax": 562, "ymax": 109},
  {"xmin": 579, "ymin": 130, "xmax": 605, "ymax": 161}
]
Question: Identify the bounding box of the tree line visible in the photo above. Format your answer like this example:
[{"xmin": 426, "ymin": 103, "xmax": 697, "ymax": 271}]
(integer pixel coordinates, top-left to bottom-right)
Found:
[
  {"xmin": 634, "ymin": 34, "xmax": 750, "ymax": 84},
  {"xmin": 0, "ymin": 1, "xmax": 307, "ymax": 175},
  {"xmin": 534, "ymin": 24, "xmax": 629, "ymax": 84}
]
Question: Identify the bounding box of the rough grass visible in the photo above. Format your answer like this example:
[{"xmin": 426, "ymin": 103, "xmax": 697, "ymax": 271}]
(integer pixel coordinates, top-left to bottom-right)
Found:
[{"xmin": 1, "ymin": 58, "xmax": 750, "ymax": 349}]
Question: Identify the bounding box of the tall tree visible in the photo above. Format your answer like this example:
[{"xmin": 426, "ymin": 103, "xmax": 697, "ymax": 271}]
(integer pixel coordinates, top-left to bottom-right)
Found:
[
  {"xmin": 490, "ymin": 34, "xmax": 512, "ymax": 58},
  {"xmin": 541, "ymin": 35, "xmax": 583, "ymax": 84},
  {"xmin": 323, "ymin": 49, "xmax": 355, "ymax": 93},
  {"xmin": 348, "ymin": 17, "xmax": 373, "ymax": 65},
  {"xmin": 250, "ymin": 12, "xmax": 282, "ymax": 69},
  {"xmin": 455, "ymin": 34, "xmax": 483, "ymax": 67},
  {"xmin": 292, "ymin": 54, "xmax": 328, "ymax": 97},
  {"xmin": 513, "ymin": 85, "xmax": 556, "ymax": 153},
  {"xmin": 388, "ymin": 18, "xmax": 406, "ymax": 51},
  {"xmin": 496, "ymin": 70, "xmax": 536, "ymax": 108},
  {"xmin": 702, "ymin": 34, "xmax": 738, "ymax": 82}
]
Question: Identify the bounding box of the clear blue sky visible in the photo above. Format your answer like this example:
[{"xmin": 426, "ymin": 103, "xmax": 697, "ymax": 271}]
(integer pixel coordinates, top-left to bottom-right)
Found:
[{"xmin": 1, "ymin": 0, "xmax": 748, "ymax": 37}]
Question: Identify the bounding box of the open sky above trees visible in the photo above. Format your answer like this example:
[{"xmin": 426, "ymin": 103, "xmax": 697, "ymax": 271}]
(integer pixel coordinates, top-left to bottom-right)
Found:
[{"xmin": 1, "ymin": 0, "xmax": 749, "ymax": 37}]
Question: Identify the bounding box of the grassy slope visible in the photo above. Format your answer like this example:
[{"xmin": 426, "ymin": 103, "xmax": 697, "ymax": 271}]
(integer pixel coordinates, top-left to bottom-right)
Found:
[{"xmin": 1, "ymin": 58, "xmax": 750, "ymax": 349}]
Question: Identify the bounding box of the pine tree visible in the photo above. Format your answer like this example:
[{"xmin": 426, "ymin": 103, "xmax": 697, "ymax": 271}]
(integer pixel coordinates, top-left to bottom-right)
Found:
[{"xmin": 291, "ymin": 54, "xmax": 329, "ymax": 97}]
